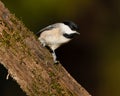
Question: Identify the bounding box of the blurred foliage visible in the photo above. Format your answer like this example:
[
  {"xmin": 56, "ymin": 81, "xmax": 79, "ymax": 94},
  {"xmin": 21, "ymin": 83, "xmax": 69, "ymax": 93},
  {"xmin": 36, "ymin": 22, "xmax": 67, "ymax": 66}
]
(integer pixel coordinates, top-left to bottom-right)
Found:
[
  {"xmin": 0, "ymin": 0, "xmax": 120, "ymax": 96},
  {"xmin": 3, "ymin": 0, "xmax": 94, "ymax": 31}
]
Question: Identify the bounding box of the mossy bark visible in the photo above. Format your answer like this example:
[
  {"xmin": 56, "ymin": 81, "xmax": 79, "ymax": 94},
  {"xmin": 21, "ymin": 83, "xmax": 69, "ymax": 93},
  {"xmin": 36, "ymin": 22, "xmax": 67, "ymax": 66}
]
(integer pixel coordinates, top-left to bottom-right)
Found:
[{"xmin": 0, "ymin": 1, "xmax": 91, "ymax": 96}]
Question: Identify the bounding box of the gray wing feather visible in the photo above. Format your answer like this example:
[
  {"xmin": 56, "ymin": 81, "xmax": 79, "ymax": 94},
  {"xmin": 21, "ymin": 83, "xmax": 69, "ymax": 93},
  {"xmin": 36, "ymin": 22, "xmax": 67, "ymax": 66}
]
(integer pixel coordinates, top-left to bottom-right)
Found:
[{"xmin": 36, "ymin": 23, "xmax": 58, "ymax": 36}]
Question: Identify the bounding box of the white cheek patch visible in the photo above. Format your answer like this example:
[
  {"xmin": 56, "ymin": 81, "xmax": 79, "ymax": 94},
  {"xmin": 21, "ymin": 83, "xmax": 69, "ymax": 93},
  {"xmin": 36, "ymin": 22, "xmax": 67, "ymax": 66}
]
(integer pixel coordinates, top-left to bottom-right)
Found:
[{"xmin": 60, "ymin": 23, "xmax": 75, "ymax": 34}]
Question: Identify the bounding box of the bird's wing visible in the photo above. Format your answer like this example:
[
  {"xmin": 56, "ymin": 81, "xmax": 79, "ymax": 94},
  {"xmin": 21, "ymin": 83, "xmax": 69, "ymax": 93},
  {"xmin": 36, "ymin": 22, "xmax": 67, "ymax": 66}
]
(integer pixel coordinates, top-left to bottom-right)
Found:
[{"xmin": 36, "ymin": 23, "xmax": 58, "ymax": 37}]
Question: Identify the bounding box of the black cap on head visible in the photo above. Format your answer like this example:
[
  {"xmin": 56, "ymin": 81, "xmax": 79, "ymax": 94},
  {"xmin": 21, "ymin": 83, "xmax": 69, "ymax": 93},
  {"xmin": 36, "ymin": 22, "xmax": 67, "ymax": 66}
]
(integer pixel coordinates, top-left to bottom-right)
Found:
[{"xmin": 62, "ymin": 21, "xmax": 79, "ymax": 31}]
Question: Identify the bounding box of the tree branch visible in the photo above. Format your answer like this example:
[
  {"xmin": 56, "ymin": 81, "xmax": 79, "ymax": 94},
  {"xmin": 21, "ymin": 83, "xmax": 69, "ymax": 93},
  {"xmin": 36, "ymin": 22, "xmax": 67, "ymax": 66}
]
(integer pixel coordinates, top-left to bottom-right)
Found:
[{"xmin": 0, "ymin": 1, "xmax": 91, "ymax": 96}]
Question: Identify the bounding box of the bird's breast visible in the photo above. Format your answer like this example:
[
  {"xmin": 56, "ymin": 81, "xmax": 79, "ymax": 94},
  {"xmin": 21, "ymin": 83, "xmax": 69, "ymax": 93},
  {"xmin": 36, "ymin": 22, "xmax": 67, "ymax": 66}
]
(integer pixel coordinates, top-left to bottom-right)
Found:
[{"xmin": 40, "ymin": 28, "xmax": 70, "ymax": 44}]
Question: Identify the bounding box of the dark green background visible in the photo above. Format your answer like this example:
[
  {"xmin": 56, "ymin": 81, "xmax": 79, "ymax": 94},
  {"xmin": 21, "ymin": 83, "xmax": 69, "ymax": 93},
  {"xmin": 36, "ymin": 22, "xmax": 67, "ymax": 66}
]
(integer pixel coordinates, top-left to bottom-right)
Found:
[{"xmin": 0, "ymin": 0, "xmax": 120, "ymax": 96}]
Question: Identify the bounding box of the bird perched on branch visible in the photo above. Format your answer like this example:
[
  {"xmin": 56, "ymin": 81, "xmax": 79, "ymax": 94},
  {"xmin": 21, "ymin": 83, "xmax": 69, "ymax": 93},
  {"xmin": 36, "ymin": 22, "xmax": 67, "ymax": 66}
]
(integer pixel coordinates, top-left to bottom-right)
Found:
[{"xmin": 36, "ymin": 21, "xmax": 80, "ymax": 63}]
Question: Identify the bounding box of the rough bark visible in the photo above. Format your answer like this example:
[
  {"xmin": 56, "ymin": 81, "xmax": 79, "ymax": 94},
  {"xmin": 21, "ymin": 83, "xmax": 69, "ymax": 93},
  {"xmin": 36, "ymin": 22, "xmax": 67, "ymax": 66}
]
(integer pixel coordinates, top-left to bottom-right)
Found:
[{"xmin": 0, "ymin": 1, "xmax": 91, "ymax": 96}]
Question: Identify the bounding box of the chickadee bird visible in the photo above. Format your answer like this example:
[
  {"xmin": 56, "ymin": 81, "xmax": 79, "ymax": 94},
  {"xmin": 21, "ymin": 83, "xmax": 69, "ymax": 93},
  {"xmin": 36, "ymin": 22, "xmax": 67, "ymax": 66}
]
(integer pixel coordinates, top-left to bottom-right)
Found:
[{"xmin": 36, "ymin": 21, "xmax": 80, "ymax": 63}]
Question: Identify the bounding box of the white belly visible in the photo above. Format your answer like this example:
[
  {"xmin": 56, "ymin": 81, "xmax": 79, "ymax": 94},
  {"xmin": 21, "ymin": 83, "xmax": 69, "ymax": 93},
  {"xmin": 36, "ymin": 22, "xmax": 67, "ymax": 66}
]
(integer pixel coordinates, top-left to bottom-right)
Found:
[{"xmin": 39, "ymin": 28, "xmax": 71, "ymax": 50}]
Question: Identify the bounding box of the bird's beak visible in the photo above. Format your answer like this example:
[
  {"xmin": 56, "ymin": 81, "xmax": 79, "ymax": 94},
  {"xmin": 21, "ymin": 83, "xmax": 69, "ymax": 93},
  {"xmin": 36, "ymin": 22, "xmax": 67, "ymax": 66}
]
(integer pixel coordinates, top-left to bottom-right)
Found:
[{"xmin": 75, "ymin": 31, "xmax": 80, "ymax": 35}]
